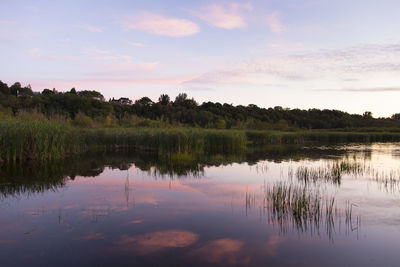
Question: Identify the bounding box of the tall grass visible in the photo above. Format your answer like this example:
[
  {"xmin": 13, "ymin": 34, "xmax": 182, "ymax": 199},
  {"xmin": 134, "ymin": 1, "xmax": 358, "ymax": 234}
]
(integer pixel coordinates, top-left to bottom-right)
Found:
[
  {"xmin": 246, "ymin": 130, "xmax": 400, "ymax": 145},
  {"xmin": 0, "ymin": 120, "xmax": 81, "ymax": 162},
  {"xmin": 2, "ymin": 118, "xmax": 400, "ymax": 162},
  {"xmin": 81, "ymin": 128, "xmax": 247, "ymax": 154},
  {"xmin": 0, "ymin": 121, "xmax": 247, "ymax": 161}
]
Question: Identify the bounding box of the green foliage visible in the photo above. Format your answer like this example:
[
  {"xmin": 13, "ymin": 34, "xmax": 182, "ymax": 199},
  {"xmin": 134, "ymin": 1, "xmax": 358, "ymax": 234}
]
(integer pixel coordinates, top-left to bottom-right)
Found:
[
  {"xmin": 72, "ymin": 112, "xmax": 95, "ymax": 127},
  {"xmin": 1, "ymin": 80, "xmax": 400, "ymax": 131},
  {"xmin": 0, "ymin": 119, "xmax": 81, "ymax": 162}
]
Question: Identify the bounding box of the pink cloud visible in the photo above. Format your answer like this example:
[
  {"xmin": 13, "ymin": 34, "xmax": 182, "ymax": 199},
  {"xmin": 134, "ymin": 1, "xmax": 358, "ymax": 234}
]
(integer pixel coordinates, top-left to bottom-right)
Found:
[
  {"xmin": 267, "ymin": 12, "xmax": 287, "ymax": 33},
  {"xmin": 120, "ymin": 12, "xmax": 200, "ymax": 37},
  {"xmin": 129, "ymin": 42, "xmax": 145, "ymax": 47},
  {"xmin": 26, "ymin": 48, "xmax": 77, "ymax": 61},
  {"xmin": 0, "ymin": 20, "xmax": 17, "ymax": 25},
  {"xmin": 191, "ymin": 3, "xmax": 253, "ymax": 29},
  {"xmin": 78, "ymin": 24, "xmax": 104, "ymax": 33},
  {"xmin": 27, "ymin": 74, "xmax": 199, "ymax": 92}
]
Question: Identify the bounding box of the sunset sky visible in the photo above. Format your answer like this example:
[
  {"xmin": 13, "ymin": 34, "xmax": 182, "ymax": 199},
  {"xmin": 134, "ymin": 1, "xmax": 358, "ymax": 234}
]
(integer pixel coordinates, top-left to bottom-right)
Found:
[{"xmin": 1, "ymin": 0, "xmax": 399, "ymax": 117}]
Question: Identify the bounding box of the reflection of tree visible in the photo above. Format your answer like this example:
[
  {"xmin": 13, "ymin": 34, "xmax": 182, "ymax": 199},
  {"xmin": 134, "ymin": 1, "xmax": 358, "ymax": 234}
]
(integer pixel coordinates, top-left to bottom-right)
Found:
[{"xmin": 0, "ymin": 146, "xmax": 350, "ymax": 198}]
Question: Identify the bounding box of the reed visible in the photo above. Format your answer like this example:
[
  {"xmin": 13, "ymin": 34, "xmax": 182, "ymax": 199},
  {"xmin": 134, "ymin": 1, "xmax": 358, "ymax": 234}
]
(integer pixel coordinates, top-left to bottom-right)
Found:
[
  {"xmin": 246, "ymin": 130, "xmax": 400, "ymax": 145},
  {"xmin": 263, "ymin": 182, "xmax": 338, "ymax": 234},
  {"xmin": 0, "ymin": 121, "xmax": 247, "ymax": 161},
  {"xmin": 296, "ymin": 165, "xmax": 342, "ymax": 185},
  {"xmin": 2, "ymin": 118, "xmax": 400, "ymax": 162},
  {"xmin": 81, "ymin": 128, "xmax": 247, "ymax": 154},
  {"xmin": 0, "ymin": 120, "xmax": 81, "ymax": 162}
]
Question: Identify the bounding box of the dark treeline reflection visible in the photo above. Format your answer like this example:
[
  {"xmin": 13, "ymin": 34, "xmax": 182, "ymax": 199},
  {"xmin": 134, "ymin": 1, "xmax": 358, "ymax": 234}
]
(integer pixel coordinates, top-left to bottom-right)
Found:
[{"xmin": 0, "ymin": 145, "xmax": 352, "ymax": 198}]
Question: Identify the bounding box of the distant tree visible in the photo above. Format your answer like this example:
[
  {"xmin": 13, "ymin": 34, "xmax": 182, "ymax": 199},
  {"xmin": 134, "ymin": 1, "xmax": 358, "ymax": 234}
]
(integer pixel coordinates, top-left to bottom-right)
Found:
[
  {"xmin": 392, "ymin": 113, "xmax": 400, "ymax": 120},
  {"xmin": 78, "ymin": 90, "xmax": 104, "ymax": 101},
  {"xmin": 0, "ymin": 81, "xmax": 9, "ymax": 95},
  {"xmin": 174, "ymin": 93, "xmax": 188, "ymax": 104},
  {"xmin": 42, "ymin": 89, "xmax": 54, "ymax": 95},
  {"xmin": 135, "ymin": 97, "xmax": 153, "ymax": 106},
  {"xmin": 363, "ymin": 111, "xmax": 372, "ymax": 118},
  {"xmin": 158, "ymin": 94, "xmax": 170, "ymax": 105},
  {"xmin": 70, "ymin": 88, "xmax": 77, "ymax": 95},
  {"xmin": 174, "ymin": 93, "xmax": 197, "ymax": 108},
  {"xmin": 10, "ymin": 82, "xmax": 22, "ymax": 96}
]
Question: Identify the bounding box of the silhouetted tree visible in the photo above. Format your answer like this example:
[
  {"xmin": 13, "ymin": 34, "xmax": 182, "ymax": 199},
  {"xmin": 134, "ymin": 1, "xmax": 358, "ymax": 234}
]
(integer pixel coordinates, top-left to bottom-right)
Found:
[{"xmin": 158, "ymin": 94, "xmax": 170, "ymax": 105}]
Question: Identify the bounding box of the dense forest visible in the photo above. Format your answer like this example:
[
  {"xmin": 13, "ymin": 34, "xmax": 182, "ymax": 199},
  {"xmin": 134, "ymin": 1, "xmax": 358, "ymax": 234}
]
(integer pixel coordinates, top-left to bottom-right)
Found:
[{"xmin": 1, "ymin": 80, "xmax": 400, "ymax": 130}]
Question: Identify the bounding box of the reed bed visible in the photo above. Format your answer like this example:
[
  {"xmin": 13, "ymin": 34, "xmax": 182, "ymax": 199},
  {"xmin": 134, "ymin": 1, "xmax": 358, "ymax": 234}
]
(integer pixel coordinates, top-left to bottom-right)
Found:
[
  {"xmin": 81, "ymin": 128, "xmax": 247, "ymax": 154},
  {"xmin": 0, "ymin": 121, "xmax": 247, "ymax": 162},
  {"xmin": 0, "ymin": 120, "xmax": 81, "ymax": 162},
  {"xmin": 2, "ymin": 118, "xmax": 400, "ymax": 163},
  {"xmin": 246, "ymin": 130, "xmax": 400, "ymax": 145}
]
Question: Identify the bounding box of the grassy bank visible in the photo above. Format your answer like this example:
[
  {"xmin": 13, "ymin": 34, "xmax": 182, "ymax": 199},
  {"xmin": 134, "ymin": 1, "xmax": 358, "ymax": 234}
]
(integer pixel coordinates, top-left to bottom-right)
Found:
[
  {"xmin": 0, "ymin": 120, "xmax": 247, "ymax": 162},
  {"xmin": 246, "ymin": 130, "xmax": 400, "ymax": 145},
  {"xmin": 2, "ymin": 119, "xmax": 400, "ymax": 162}
]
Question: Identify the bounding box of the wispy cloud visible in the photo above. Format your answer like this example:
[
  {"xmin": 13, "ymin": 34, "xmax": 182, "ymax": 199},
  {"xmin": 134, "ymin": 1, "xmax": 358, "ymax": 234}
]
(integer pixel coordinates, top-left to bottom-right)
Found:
[
  {"xmin": 183, "ymin": 42, "xmax": 400, "ymax": 90},
  {"xmin": 23, "ymin": 6, "xmax": 40, "ymax": 12},
  {"xmin": 120, "ymin": 12, "xmax": 200, "ymax": 37},
  {"xmin": 81, "ymin": 47, "xmax": 109, "ymax": 54},
  {"xmin": 190, "ymin": 2, "xmax": 252, "ymax": 30},
  {"xmin": 81, "ymin": 47, "xmax": 133, "ymax": 61},
  {"xmin": 0, "ymin": 20, "xmax": 17, "ymax": 25},
  {"xmin": 26, "ymin": 48, "xmax": 76, "ymax": 61},
  {"xmin": 316, "ymin": 87, "xmax": 400, "ymax": 92},
  {"xmin": 267, "ymin": 12, "xmax": 287, "ymax": 33},
  {"xmin": 78, "ymin": 24, "xmax": 104, "ymax": 33},
  {"xmin": 129, "ymin": 41, "xmax": 145, "ymax": 47}
]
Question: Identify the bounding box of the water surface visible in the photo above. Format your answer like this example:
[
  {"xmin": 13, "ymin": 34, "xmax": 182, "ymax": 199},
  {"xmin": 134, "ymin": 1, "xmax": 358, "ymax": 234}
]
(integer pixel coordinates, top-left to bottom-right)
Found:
[{"xmin": 1, "ymin": 144, "xmax": 400, "ymax": 266}]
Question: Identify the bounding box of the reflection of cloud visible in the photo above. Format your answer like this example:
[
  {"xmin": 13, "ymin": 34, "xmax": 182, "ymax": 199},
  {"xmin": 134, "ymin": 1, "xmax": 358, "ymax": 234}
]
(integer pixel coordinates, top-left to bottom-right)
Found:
[
  {"xmin": 117, "ymin": 230, "xmax": 199, "ymax": 254},
  {"xmin": 265, "ymin": 235, "xmax": 285, "ymax": 257},
  {"xmin": 0, "ymin": 240, "xmax": 16, "ymax": 244},
  {"xmin": 74, "ymin": 233, "xmax": 104, "ymax": 241},
  {"xmin": 189, "ymin": 238, "xmax": 249, "ymax": 265},
  {"xmin": 129, "ymin": 219, "xmax": 144, "ymax": 224},
  {"xmin": 190, "ymin": 3, "xmax": 252, "ymax": 29},
  {"xmin": 120, "ymin": 12, "xmax": 200, "ymax": 37}
]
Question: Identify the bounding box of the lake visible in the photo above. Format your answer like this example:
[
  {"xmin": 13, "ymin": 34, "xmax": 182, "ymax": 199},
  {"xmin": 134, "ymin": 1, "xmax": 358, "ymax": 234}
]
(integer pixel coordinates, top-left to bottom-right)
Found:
[{"xmin": 1, "ymin": 143, "xmax": 400, "ymax": 266}]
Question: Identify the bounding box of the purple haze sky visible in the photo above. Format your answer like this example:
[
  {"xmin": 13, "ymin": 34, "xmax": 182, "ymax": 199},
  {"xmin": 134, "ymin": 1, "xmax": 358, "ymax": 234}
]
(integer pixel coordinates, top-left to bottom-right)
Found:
[{"xmin": 1, "ymin": 0, "xmax": 400, "ymax": 117}]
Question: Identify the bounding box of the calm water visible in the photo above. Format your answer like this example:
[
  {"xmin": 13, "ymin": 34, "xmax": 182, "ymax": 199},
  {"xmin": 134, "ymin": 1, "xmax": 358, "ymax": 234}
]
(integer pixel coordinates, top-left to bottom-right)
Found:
[{"xmin": 1, "ymin": 144, "xmax": 400, "ymax": 266}]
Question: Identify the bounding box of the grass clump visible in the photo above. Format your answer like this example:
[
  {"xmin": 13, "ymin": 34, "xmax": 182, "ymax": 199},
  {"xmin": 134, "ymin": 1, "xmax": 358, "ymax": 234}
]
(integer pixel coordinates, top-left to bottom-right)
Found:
[{"xmin": 0, "ymin": 120, "xmax": 81, "ymax": 162}]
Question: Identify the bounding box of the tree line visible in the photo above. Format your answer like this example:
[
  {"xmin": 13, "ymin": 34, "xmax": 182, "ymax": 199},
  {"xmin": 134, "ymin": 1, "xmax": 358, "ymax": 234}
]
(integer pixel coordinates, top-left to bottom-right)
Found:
[{"xmin": 1, "ymin": 80, "xmax": 400, "ymax": 130}]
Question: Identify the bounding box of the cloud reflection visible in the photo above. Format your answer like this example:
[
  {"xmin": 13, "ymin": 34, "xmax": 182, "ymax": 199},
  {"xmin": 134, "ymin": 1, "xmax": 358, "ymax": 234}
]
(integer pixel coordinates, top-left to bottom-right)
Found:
[
  {"xmin": 265, "ymin": 235, "xmax": 285, "ymax": 257},
  {"xmin": 188, "ymin": 238, "xmax": 249, "ymax": 265},
  {"xmin": 117, "ymin": 230, "xmax": 199, "ymax": 254}
]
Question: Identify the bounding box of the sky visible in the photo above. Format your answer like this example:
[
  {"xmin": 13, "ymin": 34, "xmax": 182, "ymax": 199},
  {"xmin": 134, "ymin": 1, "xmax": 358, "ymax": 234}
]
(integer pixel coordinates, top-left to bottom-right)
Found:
[{"xmin": 1, "ymin": 0, "xmax": 400, "ymax": 117}]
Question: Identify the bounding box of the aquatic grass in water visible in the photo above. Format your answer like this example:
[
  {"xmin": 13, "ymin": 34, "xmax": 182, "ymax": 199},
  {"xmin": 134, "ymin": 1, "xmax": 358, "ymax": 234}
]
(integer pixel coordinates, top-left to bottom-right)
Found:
[
  {"xmin": 261, "ymin": 181, "xmax": 360, "ymax": 239},
  {"xmin": 296, "ymin": 165, "xmax": 342, "ymax": 185},
  {"xmin": 292, "ymin": 156, "xmax": 400, "ymax": 193}
]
